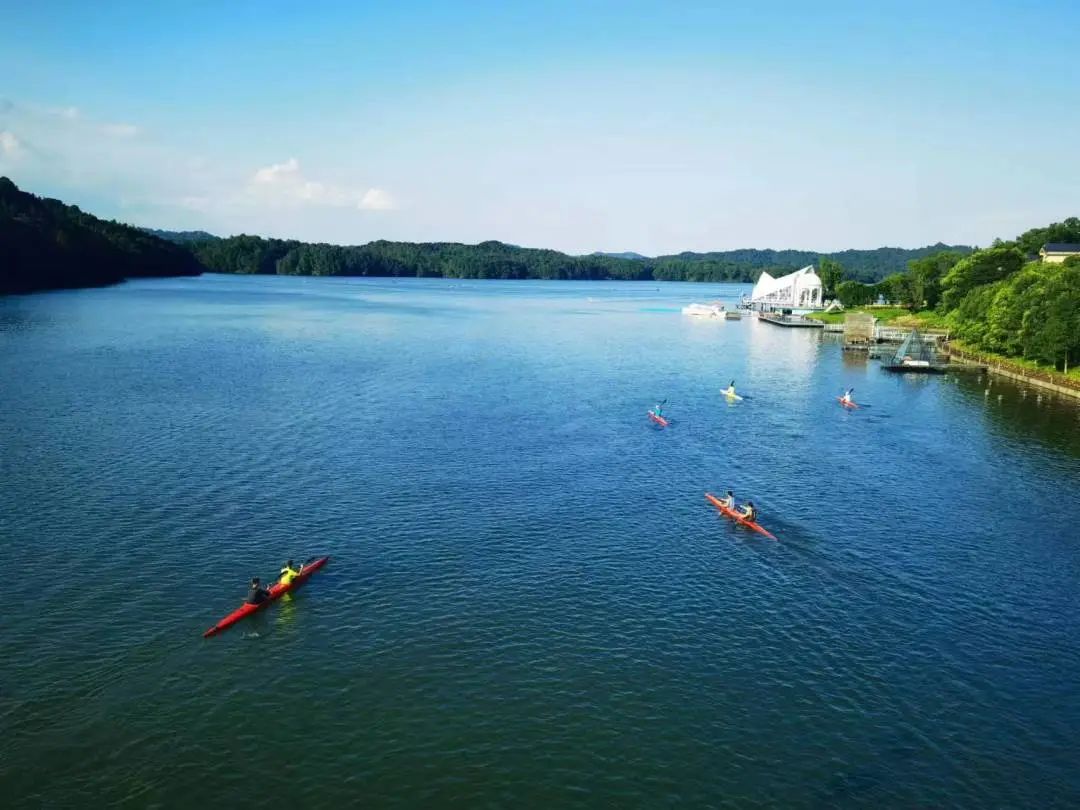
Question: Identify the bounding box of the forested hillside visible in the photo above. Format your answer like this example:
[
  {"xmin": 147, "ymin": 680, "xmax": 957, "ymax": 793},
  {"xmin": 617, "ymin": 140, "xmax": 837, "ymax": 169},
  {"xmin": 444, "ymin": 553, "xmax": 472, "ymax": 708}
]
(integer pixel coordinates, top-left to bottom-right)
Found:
[
  {"xmin": 0, "ymin": 177, "xmax": 977, "ymax": 295},
  {"xmin": 0, "ymin": 178, "xmax": 203, "ymax": 295},
  {"xmin": 189, "ymin": 234, "xmax": 970, "ymax": 284},
  {"xmin": 831, "ymin": 217, "xmax": 1080, "ymax": 372}
]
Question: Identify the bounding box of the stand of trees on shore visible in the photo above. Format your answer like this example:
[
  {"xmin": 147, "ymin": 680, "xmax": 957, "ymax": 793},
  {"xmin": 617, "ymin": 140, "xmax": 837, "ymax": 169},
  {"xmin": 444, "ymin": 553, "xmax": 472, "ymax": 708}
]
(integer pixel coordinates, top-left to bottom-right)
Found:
[
  {"xmin": 0, "ymin": 178, "xmax": 203, "ymax": 295},
  {"xmin": 831, "ymin": 218, "xmax": 1080, "ymax": 372},
  {"xmin": 2, "ymin": 176, "xmax": 971, "ymax": 294},
  {"xmin": 184, "ymin": 233, "xmax": 967, "ymax": 285}
]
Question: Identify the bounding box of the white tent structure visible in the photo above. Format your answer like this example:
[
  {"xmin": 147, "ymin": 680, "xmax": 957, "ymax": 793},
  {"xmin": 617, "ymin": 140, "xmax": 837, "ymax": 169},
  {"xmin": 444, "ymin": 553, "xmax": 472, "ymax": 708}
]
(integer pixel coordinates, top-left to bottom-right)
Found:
[{"xmin": 750, "ymin": 265, "xmax": 822, "ymax": 309}]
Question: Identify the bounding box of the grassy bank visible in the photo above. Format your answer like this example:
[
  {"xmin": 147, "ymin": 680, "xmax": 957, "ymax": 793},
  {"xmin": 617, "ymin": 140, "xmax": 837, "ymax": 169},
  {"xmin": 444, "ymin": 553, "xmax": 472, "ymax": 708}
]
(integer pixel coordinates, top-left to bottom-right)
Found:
[
  {"xmin": 809, "ymin": 306, "xmax": 919, "ymax": 325},
  {"xmin": 947, "ymin": 340, "xmax": 1080, "ymax": 386}
]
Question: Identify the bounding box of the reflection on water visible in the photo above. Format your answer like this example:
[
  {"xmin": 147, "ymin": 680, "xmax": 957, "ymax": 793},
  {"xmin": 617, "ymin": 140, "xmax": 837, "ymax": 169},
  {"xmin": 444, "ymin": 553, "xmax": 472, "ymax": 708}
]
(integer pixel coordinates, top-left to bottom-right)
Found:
[{"xmin": 952, "ymin": 370, "xmax": 1080, "ymax": 458}]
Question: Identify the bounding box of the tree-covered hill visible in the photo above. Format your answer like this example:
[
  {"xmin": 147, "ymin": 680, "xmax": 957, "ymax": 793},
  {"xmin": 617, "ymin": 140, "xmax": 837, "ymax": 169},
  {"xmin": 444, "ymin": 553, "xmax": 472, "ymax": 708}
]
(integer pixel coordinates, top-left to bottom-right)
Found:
[
  {"xmin": 649, "ymin": 243, "xmax": 972, "ymax": 283},
  {"xmin": 190, "ymin": 235, "xmax": 971, "ymax": 284},
  {"xmin": 0, "ymin": 176, "xmax": 976, "ymax": 294},
  {"xmin": 829, "ymin": 217, "xmax": 1079, "ymax": 372},
  {"xmin": 190, "ymin": 237, "xmax": 657, "ymax": 281},
  {"xmin": 0, "ymin": 178, "xmax": 204, "ymax": 295},
  {"xmin": 141, "ymin": 228, "xmax": 220, "ymax": 244}
]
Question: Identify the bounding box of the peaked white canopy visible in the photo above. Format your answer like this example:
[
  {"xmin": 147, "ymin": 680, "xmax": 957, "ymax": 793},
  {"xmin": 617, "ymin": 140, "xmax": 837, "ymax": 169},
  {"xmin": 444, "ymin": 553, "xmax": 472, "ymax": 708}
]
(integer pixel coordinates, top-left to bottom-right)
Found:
[{"xmin": 750, "ymin": 265, "xmax": 822, "ymax": 308}]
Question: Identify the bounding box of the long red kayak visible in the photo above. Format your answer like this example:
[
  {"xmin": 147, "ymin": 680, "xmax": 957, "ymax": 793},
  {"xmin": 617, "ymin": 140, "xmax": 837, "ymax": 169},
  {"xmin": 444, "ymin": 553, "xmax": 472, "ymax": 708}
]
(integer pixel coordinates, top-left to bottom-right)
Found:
[
  {"xmin": 705, "ymin": 493, "xmax": 777, "ymax": 540},
  {"xmin": 836, "ymin": 397, "xmax": 859, "ymax": 409},
  {"xmin": 648, "ymin": 410, "xmax": 669, "ymax": 427},
  {"xmin": 203, "ymin": 556, "xmax": 330, "ymax": 638}
]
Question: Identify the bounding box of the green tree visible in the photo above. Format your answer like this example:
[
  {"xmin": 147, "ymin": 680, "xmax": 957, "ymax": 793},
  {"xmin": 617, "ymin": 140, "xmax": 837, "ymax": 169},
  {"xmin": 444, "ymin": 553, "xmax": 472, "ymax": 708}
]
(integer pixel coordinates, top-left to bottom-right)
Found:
[
  {"xmin": 906, "ymin": 250, "xmax": 962, "ymax": 310},
  {"xmin": 1020, "ymin": 263, "xmax": 1080, "ymax": 370},
  {"xmin": 835, "ymin": 280, "xmax": 876, "ymax": 307},
  {"xmin": 939, "ymin": 245, "xmax": 1025, "ymax": 310},
  {"xmin": 817, "ymin": 257, "xmax": 844, "ymax": 298},
  {"xmin": 949, "ymin": 282, "xmax": 1001, "ymax": 345},
  {"xmin": 1015, "ymin": 216, "xmax": 1080, "ymax": 257},
  {"xmin": 877, "ymin": 273, "xmax": 909, "ymax": 305}
]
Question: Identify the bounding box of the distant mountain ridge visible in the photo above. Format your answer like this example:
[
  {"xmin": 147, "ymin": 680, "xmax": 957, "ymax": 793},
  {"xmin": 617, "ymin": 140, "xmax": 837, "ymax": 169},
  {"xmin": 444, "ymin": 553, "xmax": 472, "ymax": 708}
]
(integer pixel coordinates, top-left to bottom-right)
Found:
[
  {"xmin": 648, "ymin": 243, "xmax": 973, "ymax": 283},
  {"xmin": 0, "ymin": 178, "xmax": 204, "ymax": 295},
  {"xmin": 142, "ymin": 228, "xmax": 220, "ymax": 244},
  {"xmin": 188, "ymin": 236, "xmax": 972, "ymax": 284},
  {"xmin": 591, "ymin": 251, "xmax": 649, "ymax": 260},
  {"xmin": 1, "ymin": 180, "xmax": 975, "ymax": 294}
]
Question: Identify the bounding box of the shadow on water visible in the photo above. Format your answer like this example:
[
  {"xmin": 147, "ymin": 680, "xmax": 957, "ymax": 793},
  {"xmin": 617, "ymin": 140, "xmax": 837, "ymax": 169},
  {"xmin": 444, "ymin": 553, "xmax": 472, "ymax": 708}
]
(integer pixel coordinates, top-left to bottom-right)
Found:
[{"xmin": 951, "ymin": 371, "xmax": 1080, "ymax": 459}]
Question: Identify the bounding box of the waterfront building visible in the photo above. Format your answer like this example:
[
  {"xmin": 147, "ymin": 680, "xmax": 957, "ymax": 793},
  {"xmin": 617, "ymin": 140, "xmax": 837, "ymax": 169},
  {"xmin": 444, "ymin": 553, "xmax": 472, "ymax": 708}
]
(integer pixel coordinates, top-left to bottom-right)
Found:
[
  {"xmin": 750, "ymin": 265, "xmax": 822, "ymax": 309},
  {"xmin": 1039, "ymin": 243, "xmax": 1080, "ymax": 263}
]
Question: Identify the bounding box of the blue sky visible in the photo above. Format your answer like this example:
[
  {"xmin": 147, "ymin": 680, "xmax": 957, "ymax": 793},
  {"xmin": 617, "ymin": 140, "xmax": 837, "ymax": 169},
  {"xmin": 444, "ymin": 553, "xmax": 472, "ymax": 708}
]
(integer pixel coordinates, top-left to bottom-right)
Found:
[{"xmin": 1, "ymin": 1, "xmax": 1077, "ymax": 254}]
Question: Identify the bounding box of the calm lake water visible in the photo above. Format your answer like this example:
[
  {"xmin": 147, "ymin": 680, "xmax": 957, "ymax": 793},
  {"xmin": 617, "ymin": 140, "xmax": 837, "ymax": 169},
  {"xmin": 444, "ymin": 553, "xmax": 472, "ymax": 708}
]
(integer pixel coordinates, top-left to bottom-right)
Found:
[{"xmin": 2, "ymin": 275, "xmax": 1079, "ymax": 808}]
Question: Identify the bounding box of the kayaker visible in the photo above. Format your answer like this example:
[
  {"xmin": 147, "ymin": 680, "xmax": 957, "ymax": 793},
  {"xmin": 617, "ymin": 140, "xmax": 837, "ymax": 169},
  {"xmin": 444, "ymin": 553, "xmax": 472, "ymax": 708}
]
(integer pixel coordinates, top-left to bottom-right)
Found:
[
  {"xmin": 724, "ymin": 380, "xmax": 737, "ymax": 397},
  {"xmin": 653, "ymin": 400, "xmax": 666, "ymax": 418},
  {"xmin": 841, "ymin": 388, "xmax": 854, "ymax": 406},
  {"xmin": 719, "ymin": 490, "xmax": 736, "ymax": 509},
  {"xmin": 245, "ymin": 577, "xmax": 270, "ymax": 605},
  {"xmin": 739, "ymin": 501, "xmax": 758, "ymax": 522},
  {"xmin": 278, "ymin": 560, "xmax": 302, "ymax": 586}
]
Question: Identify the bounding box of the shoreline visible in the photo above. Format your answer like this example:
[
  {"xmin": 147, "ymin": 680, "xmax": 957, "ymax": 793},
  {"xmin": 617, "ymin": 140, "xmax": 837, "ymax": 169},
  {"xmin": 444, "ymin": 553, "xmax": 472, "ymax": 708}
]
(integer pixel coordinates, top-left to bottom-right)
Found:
[{"xmin": 945, "ymin": 343, "xmax": 1080, "ymax": 400}]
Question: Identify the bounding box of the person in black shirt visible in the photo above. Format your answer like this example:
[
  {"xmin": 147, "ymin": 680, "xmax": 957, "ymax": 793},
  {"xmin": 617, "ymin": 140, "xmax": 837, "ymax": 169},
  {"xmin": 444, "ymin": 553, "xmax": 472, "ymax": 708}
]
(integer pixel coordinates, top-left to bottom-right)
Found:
[{"xmin": 245, "ymin": 577, "xmax": 270, "ymax": 605}]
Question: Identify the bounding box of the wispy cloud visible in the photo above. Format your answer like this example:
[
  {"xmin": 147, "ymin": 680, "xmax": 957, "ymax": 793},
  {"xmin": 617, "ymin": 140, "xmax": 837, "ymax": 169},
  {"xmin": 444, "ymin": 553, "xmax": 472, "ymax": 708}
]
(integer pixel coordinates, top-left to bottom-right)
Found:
[
  {"xmin": 0, "ymin": 130, "xmax": 22, "ymax": 158},
  {"xmin": 359, "ymin": 188, "xmax": 395, "ymax": 210},
  {"xmin": 249, "ymin": 157, "xmax": 395, "ymax": 210},
  {"xmin": 2, "ymin": 99, "xmax": 401, "ymax": 239},
  {"xmin": 252, "ymin": 157, "xmax": 301, "ymax": 185},
  {"xmin": 101, "ymin": 122, "xmax": 140, "ymax": 138}
]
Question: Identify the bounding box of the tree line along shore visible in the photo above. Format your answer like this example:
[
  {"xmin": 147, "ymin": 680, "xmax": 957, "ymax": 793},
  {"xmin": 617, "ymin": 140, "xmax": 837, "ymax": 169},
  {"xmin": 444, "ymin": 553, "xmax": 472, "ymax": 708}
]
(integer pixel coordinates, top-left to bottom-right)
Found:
[
  {"xmin": 2, "ymin": 176, "xmax": 1076, "ymax": 378},
  {"xmin": 2, "ymin": 176, "xmax": 963, "ymax": 291},
  {"xmin": 809, "ymin": 219, "xmax": 1080, "ymax": 380}
]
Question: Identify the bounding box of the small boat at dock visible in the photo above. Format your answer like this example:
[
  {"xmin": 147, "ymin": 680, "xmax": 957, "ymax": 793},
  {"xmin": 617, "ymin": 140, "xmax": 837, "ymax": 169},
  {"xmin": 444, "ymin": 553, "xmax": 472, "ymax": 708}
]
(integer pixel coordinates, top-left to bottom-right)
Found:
[{"xmin": 682, "ymin": 302, "xmax": 725, "ymax": 318}]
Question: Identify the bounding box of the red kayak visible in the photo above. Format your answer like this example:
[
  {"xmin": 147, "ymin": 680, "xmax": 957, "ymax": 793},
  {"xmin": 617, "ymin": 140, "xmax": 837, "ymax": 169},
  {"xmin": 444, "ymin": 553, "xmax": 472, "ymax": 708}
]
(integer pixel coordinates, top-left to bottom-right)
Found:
[
  {"xmin": 705, "ymin": 493, "xmax": 777, "ymax": 540},
  {"xmin": 648, "ymin": 410, "xmax": 669, "ymax": 427},
  {"xmin": 837, "ymin": 397, "xmax": 859, "ymax": 409},
  {"xmin": 203, "ymin": 556, "xmax": 330, "ymax": 638}
]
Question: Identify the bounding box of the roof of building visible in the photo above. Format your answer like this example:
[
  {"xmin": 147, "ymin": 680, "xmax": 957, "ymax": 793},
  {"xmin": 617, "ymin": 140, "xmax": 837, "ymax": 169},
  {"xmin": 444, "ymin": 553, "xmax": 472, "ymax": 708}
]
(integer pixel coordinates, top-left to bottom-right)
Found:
[
  {"xmin": 751, "ymin": 265, "xmax": 820, "ymax": 300},
  {"xmin": 1042, "ymin": 243, "xmax": 1080, "ymax": 253}
]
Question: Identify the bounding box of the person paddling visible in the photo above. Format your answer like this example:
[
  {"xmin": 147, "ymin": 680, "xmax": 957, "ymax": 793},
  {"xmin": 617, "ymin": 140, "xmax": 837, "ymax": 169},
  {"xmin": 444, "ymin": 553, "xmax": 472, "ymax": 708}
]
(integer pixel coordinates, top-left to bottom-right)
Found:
[
  {"xmin": 719, "ymin": 490, "xmax": 736, "ymax": 509},
  {"xmin": 278, "ymin": 559, "xmax": 302, "ymax": 586},
  {"xmin": 840, "ymin": 388, "xmax": 854, "ymax": 406},
  {"xmin": 739, "ymin": 501, "xmax": 758, "ymax": 522},
  {"xmin": 245, "ymin": 577, "xmax": 270, "ymax": 605},
  {"xmin": 652, "ymin": 399, "xmax": 667, "ymax": 418},
  {"xmin": 724, "ymin": 380, "xmax": 737, "ymax": 397}
]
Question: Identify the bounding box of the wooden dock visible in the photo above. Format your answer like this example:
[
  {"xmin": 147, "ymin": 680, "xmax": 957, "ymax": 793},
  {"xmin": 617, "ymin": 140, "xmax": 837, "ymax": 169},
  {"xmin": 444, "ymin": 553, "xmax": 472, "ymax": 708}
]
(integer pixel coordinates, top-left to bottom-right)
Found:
[{"xmin": 758, "ymin": 313, "xmax": 824, "ymax": 329}]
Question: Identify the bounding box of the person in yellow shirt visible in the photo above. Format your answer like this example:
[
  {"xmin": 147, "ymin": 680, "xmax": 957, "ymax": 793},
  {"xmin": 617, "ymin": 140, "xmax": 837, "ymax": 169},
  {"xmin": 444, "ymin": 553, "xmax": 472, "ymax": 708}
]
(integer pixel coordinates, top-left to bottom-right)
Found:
[{"xmin": 278, "ymin": 559, "xmax": 303, "ymax": 586}]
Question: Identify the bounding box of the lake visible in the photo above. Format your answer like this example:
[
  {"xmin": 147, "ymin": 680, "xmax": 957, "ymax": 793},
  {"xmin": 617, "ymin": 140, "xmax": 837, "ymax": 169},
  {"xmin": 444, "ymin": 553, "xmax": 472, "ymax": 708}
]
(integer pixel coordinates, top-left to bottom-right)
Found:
[{"xmin": 2, "ymin": 275, "xmax": 1079, "ymax": 808}]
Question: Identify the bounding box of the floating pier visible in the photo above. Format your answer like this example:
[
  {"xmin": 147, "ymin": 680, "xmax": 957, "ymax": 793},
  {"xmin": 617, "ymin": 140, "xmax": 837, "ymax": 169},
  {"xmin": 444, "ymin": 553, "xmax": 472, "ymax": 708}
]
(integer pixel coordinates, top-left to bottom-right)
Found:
[{"xmin": 758, "ymin": 312, "xmax": 824, "ymax": 328}]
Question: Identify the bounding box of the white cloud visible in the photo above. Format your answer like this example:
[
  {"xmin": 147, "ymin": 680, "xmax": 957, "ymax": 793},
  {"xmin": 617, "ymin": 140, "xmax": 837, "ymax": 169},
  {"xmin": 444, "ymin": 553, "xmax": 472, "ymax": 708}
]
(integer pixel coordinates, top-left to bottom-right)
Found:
[
  {"xmin": 359, "ymin": 188, "xmax": 395, "ymax": 210},
  {"xmin": 252, "ymin": 157, "xmax": 300, "ymax": 185},
  {"xmin": 0, "ymin": 130, "xmax": 22, "ymax": 158},
  {"xmin": 3, "ymin": 99, "xmax": 400, "ymax": 237},
  {"xmin": 249, "ymin": 157, "xmax": 394, "ymax": 211},
  {"xmin": 102, "ymin": 122, "xmax": 140, "ymax": 138}
]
